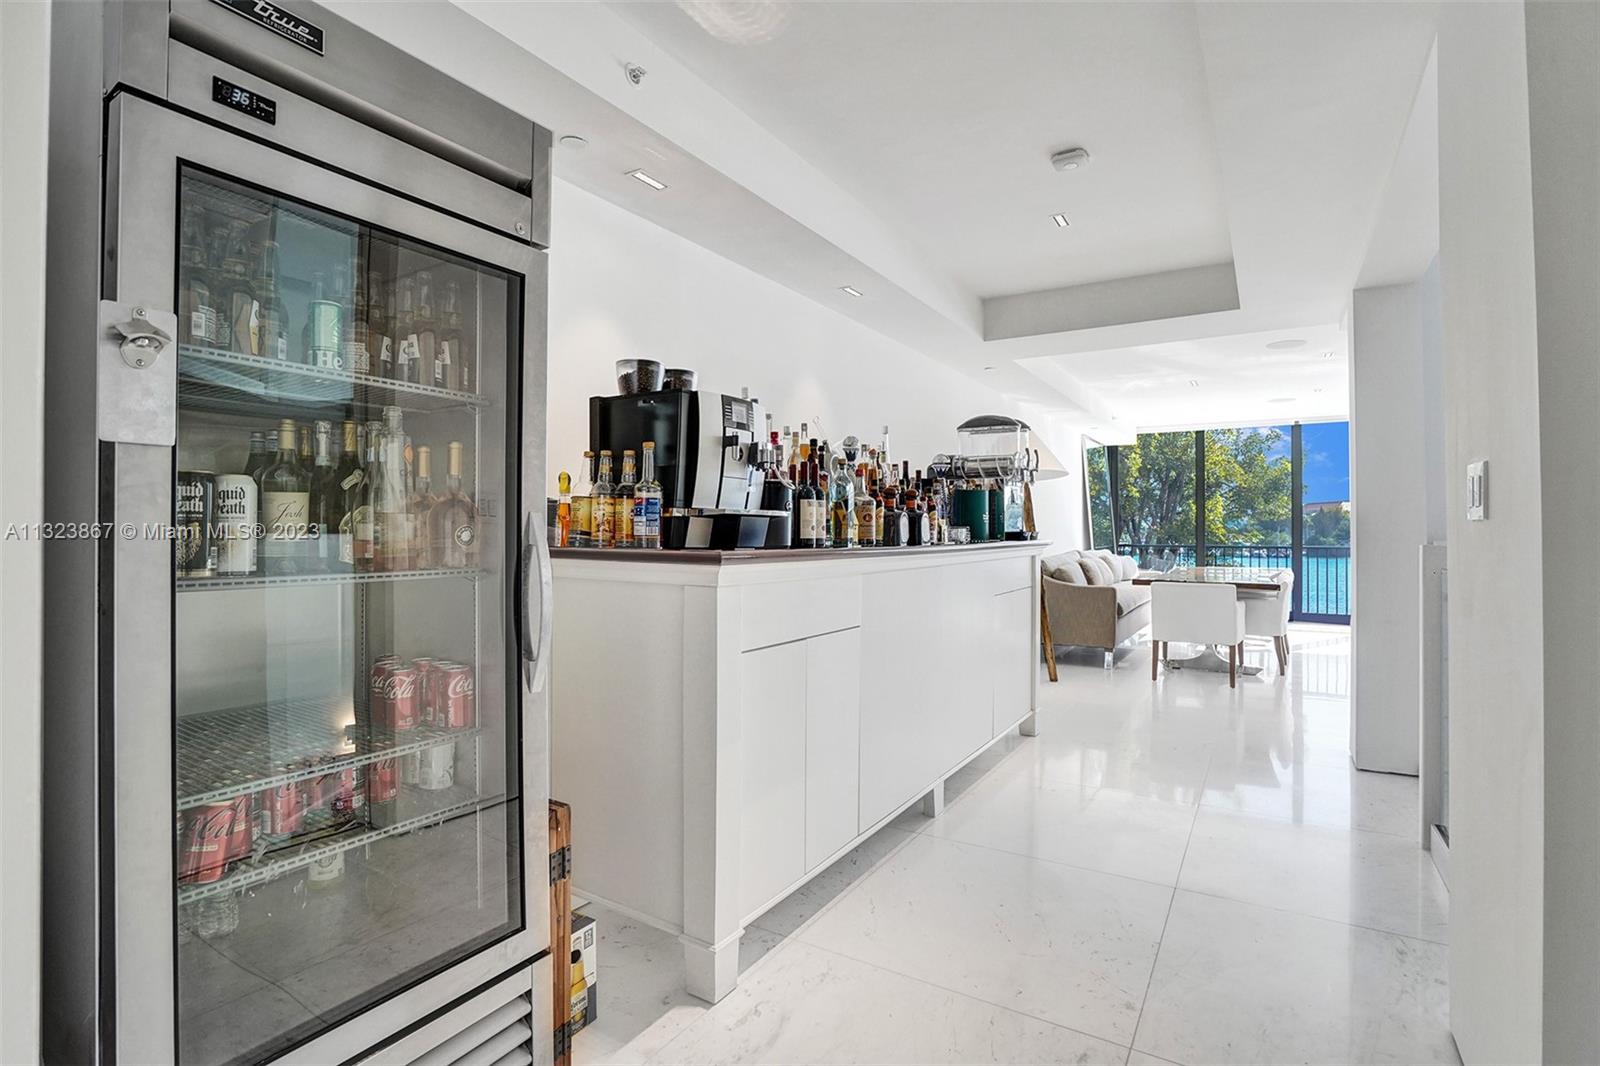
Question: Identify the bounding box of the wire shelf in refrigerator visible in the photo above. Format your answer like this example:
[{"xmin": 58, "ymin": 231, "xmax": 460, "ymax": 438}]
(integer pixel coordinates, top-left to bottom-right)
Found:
[
  {"xmin": 176, "ymin": 566, "xmax": 483, "ymax": 592},
  {"xmin": 177, "ymin": 695, "xmax": 481, "ymax": 809},
  {"xmin": 177, "ymin": 344, "xmax": 485, "ymax": 415},
  {"xmin": 177, "ymin": 787, "xmax": 493, "ymax": 904}
]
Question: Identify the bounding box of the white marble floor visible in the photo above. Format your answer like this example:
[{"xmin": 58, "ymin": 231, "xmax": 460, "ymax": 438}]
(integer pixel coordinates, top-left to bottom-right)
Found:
[{"xmin": 573, "ymin": 625, "xmax": 1455, "ymax": 1066}]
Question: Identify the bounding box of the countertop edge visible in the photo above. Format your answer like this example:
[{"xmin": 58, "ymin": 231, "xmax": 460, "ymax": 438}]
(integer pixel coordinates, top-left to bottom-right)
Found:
[{"xmin": 550, "ymin": 540, "xmax": 1051, "ymax": 566}]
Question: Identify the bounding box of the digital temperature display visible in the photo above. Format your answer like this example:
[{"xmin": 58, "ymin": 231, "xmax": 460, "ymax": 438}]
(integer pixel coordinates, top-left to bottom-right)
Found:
[{"xmin": 212, "ymin": 77, "xmax": 277, "ymax": 124}]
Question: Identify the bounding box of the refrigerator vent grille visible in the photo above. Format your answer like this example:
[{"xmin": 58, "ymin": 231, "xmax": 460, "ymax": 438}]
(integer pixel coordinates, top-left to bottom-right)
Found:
[{"xmin": 408, "ymin": 992, "xmax": 533, "ymax": 1066}]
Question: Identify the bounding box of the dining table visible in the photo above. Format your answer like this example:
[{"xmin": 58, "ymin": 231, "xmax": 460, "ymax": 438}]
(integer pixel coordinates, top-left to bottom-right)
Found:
[{"xmin": 1132, "ymin": 566, "xmax": 1290, "ymax": 675}]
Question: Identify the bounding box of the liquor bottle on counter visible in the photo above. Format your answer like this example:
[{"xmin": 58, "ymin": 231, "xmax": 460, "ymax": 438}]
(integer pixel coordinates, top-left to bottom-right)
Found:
[
  {"xmin": 260, "ymin": 419, "xmax": 311, "ymax": 576},
  {"xmin": 218, "ymin": 224, "xmax": 259, "ymax": 356},
  {"xmin": 556, "ymin": 471, "xmax": 573, "ymax": 547},
  {"xmin": 430, "ymin": 441, "xmax": 479, "ymax": 568},
  {"xmin": 797, "ymin": 459, "xmax": 824, "ymax": 549},
  {"xmin": 243, "ymin": 430, "xmax": 269, "ymax": 484},
  {"xmin": 870, "ymin": 471, "xmax": 886, "ymax": 545},
  {"xmin": 256, "ymin": 241, "xmax": 289, "ymax": 362},
  {"xmin": 634, "ymin": 442, "xmax": 663, "ymax": 550},
  {"xmin": 829, "ymin": 451, "xmax": 856, "ymax": 548},
  {"xmin": 372, "ymin": 407, "xmax": 415, "ymax": 571},
  {"xmin": 592, "ymin": 450, "xmax": 616, "ymax": 548},
  {"xmin": 762, "ymin": 433, "xmax": 794, "ymax": 537},
  {"xmin": 571, "ymin": 450, "xmax": 595, "ymax": 548},
  {"xmin": 177, "ymin": 208, "xmax": 218, "ymax": 346},
  {"xmin": 854, "ymin": 464, "xmax": 877, "ymax": 547},
  {"xmin": 614, "ymin": 449, "xmax": 638, "ymax": 548},
  {"xmin": 411, "ymin": 445, "xmax": 438, "ymax": 566},
  {"xmin": 310, "ymin": 420, "xmax": 342, "ymax": 573}
]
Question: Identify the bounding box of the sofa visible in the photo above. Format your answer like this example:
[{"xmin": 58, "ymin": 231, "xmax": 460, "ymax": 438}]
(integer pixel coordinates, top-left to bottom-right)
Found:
[{"xmin": 1040, "ymin": 548, "xmax": 1153, "ymax": 671}]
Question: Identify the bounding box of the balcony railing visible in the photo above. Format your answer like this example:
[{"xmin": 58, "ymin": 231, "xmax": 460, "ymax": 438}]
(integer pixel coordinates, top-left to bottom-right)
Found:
[{"xmin": 1114, "ymin": 542, "xmax": 1350, "ymax": 622}]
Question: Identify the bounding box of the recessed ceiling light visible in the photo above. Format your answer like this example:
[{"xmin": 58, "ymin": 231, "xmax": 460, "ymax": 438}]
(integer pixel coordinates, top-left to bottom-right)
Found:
[
  {"xmin": 559, "ymin": 134, "xmax": 588, "ymax": 150},
  {"xmin": 626, "ymin": 168, "xmax": 667, "ymax": 190},
  {"xmin": 1050, "ymin": 147, "xmax": 1091, "ymax": 171},
  {"xmin": 1188, "ymin": 379, "xmax": 1201, "ymax": 387},
  {"xmin": 840, "ymin": 285, "xmax": 864, "ymax": 298},
  {"xmin": 984, "ymin": 366, "xmax": 997, "ymax": 371},
  {"xmin": 1051, "ymin": 213, "xmax": 1071, "ymax": 228},
  {"xmin": 1267, "ymin": 397, "xmax": 1296, "ymax": 404},
  {"xmin": 1266, "ymin": 339, "xmax": 1307, "ymax": 351}
]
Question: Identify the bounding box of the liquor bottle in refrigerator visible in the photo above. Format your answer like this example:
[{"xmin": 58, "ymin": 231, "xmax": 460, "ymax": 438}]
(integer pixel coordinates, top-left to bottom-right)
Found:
[
  {"xmin": 413, "ymin": 270, "xmax": 439, "ymax": 388},
  {"xmin": 411, "ymin": 445, "xmax": 438, "ymax": 567},
  {"xmin": 304, "ymin": 271, "xmax": 343, "ymax": 371},
  {"xmin": 311, "ymin": 420, "xmax": 347, "ymax": 573},
  {"xmin": 177, "ymin": 207, "xmax": 217, "ymax": 346},
  {"xmin": 217, "ymin": 223, "xmax": 260, "ymax": 356},
  {"xmin": 260, "ymin": 418, "xmax": 311, "ymax": 575},
  {"xmin": 340, "ymin": 264, "xmax": 370, "ymax": 377},
  {"xmin": 633, "ymin": 442, "xmax": 662, "ymax": 550},
  {"xmin": 443, "ymin": 279, "xmax": 474, "ymax": 392},
  {"xmin": 372, "ymin": 407, "xmax": 415, "ymax": 571},
  {"xmin": 369, "ymin": 274, "xmax": 395, "ymax": 379},
  {"xmin": 435, "ymin": 279, "xmax": 463, "ymax": 391},
  {"xmin": 395, "ymin": 276, "xmax": 422, "ymax": 384},
  {"xmin": 613, "ymin": 449, "xmax": 637, "ymax": 548},
  {"xmin": 592, "ymin": 449, "xmax": 616, "ymax": 548},
  {"xmin": 256, "ymin": 240, "xmax": 290, "ymax": 362},
  {"xmin": 342, "ymin": 422, "xmax": 379, "ymax": 571},
  {"xmin": 429, "ymin": 441, "xmax": 479, "ymax": 568},
  {"xmin": 243, "ymin": 429, "xmax": 269, "ymax": 483}
]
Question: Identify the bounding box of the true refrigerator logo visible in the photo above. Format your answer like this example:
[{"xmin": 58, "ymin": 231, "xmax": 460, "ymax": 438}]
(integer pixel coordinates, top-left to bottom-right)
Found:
[{"xmin": 210, "ymin": 0, "xmax": 325, "ymax": 55}]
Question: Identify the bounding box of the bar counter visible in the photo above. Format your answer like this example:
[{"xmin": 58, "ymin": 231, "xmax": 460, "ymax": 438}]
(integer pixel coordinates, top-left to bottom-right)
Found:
[{"xmin": 549, "ymin": 537, "xmax": 1048, "ymax": 1002}]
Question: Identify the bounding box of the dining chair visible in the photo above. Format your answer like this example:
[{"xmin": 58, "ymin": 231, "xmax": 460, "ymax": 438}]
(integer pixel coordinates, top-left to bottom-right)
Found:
[
  {"xmin": 1150, "ymin": 581, "xmax": 1247, "ymax": 687},
  {"xmin": 1242, "ymin": 570, "xmax": 1295, "ymax": 674}
]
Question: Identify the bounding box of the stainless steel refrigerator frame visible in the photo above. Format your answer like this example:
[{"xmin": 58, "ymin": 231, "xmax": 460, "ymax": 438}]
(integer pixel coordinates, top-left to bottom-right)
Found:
[{"xmin": 42, "ymin": 3, "xmax": 554, "ymax": 1063}]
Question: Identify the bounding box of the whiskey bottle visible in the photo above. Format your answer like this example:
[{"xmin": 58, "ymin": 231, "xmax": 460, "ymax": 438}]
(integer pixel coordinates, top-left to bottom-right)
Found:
[
  {"xmin": 260, "ymin": 419, "xmax": 310, "ymax": 575},
  {"xmin": 614, "ymin": 449, "xmax": 638, "ymax": 548},
  {"xmin": 592, "ymin": 450, "xmax": 616, "ymax": 548},
  {"xmin": 633, "ymin": 442, "xmax": 663, "ymax": 550},
  {"xmin": 854, "ymin": 464, "xmax": 877, "ymax": 547},
  {"xmin": 428, "ymin": 441, "xmax": 479, "ymax": 568}
]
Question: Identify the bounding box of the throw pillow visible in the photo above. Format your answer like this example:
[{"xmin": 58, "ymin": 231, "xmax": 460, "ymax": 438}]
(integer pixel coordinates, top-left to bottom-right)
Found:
[
  {"xmin": 1079, "ymin": 555, "xmax": 1116, "ymax": 586},
  {"xmin": 1043, "ymin": 554, "xmax": 1087, "ymax": 584},
  {"xmin": 1114, "ymin": 555, "xmax": 1139, "ymax": 581}
]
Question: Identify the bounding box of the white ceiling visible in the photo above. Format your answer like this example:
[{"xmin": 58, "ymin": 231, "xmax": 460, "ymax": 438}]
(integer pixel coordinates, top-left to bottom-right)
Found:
[
  {"xmin": 333, "ymin": 0, "xmax": 1441, "ymax": 433},
  {"xmin": 607, "ymin": 1, "xmax": 1234, "ymax": 300}
]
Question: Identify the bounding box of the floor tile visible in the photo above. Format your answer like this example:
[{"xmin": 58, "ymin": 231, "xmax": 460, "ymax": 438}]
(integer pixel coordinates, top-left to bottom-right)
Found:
[
  {"xmin": 1133, "ymin": 891, "xmax": 1456, "ymax": 1065},
  {"xmin": 650, "ymin": 939, "xmax": 1129, "ymax": 1065},
  {"xmin": 750, "ymin": 826, "xmax": 914, "ymax": 936},
  {"xmin": 923, "ymin": 770, "xmax": 1199, "ymax": 885},
  {"xmin": 1202, "ymin": 750, "xmax": 1419, "ymax": 837},
  {"xmin": 795, "ymin": 833, "xmax": 1173, "ymax": 1045},
  {"xmin": 1178, "ymin": 807, "xmax": 1448, "ymax": 942}
]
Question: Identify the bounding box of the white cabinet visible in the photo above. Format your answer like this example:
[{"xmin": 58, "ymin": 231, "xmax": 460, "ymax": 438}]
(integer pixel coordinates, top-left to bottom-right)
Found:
[
  {"xmin": 805, "ymin": 628, "xmax": 860, "ymax": 870},
  {"xmin": 991, "ymin": 586, "xmax": 1033, "ymax": 737},
  {"xmin": 738, "ymin": 642, "xmax": 807, "ymax": 918},
  {"xmin": 737, "ymin": 627, "xmax": 863, "ymax": 918}
]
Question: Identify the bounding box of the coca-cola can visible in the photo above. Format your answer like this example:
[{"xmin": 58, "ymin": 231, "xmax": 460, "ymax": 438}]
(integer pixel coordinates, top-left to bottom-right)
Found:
[
  {"xmin": 439, "ymin": 663, "xmax": 475, "ymax": 730},
  {"xmin": 224, "ymin": 793, "xmax": 254, "ymax": 861},
  {"xmin": 179, "ymin": 802, "xmax": 239, "ymax": 884},
  {"xmin": 368, "ymin": 757, "xmax": 399, "ymax": 804},
  {"xmin": 410, "ymin": 657, "xmax": 437, "ymax": 727},
  {"xmin": 377, "ymin": 666, "xmax": 420, "ymax": 732},
  {"xmin": 262, "ymin": 780, "xmax": 305, "ymax": 837}
]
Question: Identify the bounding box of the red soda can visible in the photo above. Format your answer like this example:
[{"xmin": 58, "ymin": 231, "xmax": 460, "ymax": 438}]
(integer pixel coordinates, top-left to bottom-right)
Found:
[
  {"xmin": 440, "ymin": 663, "xmax": 476, "ymax": 730},
  {"xmin": 368, "ymin": 757, "xmax": 399, "ymax": 804},
  {"xmin": 264, "ymin": 780, "xmax": 305, "ymax": 836},
  {"xmin": 225, "ymin": 793, "xmax": 254, "ymax": 860},
  {"xmin": 378, "ymin": 666, "xmax": 420, "ymax": 732},
  {"xmin": 179, "ymin": 802, "xmax": 238, "ymax": 884},
  {"xmin": 410, "ymin": 658, "xmax": 437, "ymax": 727}
]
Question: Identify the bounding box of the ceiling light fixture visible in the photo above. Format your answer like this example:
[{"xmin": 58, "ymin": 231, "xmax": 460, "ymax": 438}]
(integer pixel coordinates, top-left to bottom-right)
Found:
[
  {"xmin": 1266, "ymin": 338, "xmax": 1307, "ymax": 351},
  {"xmin": 984, "ymin": 366, "xmax": 997, "ymax": 372},
  {"xmin": 1267, "ymin": 397, "xmax": 1296, "ymax": 404},
  {"xmin": 1050, "ymin": 147, "xmax": 1091, "ymax": 171},
  {"xmin": 840, "ymin": 285, "xmax": 864, "ymax": 298},
  {"xmin": 1051, "ymin": 213, "xmax": 1071, "ymax": 228},
  {"xmin": 625, "ymin": 168, "xmax": 667, "ymax": 190},
  {"xmin": 1188, "ymin": 379, "xmax": 1201, "ymax": 387}
]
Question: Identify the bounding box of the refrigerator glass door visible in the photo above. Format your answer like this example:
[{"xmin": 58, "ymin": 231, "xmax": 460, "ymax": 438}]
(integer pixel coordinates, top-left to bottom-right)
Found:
[{"xmin": 171, "ymin": 166, "xmax": 523, "ymax": 1066}]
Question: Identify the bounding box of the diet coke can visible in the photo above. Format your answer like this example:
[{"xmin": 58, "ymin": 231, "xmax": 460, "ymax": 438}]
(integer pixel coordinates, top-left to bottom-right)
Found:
[
  {"xmin": 179, "ymin": 802, "xmax": 240, "ymax": 884},
  {"xmin": 438, "ymin": 663, "xmax": 475, "ymax": 730}
]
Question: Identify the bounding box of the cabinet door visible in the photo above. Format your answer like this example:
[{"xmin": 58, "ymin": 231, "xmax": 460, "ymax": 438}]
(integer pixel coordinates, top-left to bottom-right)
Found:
[
  {"xmin": 992, "ymin": 587, "xmax": 1034, "ymax": 736},
  {"xmin": 805, "ymin": 629, "xmax": 861, "ymax": 869},
  {"xmin": 738, "ymin": 642, "xmax": 807, "ymax": 917}
]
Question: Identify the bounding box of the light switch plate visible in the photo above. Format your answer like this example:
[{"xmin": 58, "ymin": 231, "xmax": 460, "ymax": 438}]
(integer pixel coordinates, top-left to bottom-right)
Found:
[{"xmin": 1467, "ymin": 460, "xmax": 1488, "ymax": 521}]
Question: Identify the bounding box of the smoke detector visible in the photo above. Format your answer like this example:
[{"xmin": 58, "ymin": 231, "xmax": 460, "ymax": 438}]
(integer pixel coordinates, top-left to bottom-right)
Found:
[{"xmin": 1050, "ymin": 147, "xmax": 1091, "ymax": 171}]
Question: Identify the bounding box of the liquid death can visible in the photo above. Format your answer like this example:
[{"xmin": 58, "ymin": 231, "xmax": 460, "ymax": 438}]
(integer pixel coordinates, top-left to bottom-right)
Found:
[
  {"xmin": 213, "ymin": 473, "xmax": 258, "ymax": 576},
  {"xmin": 176, "ymin": 471, "xmax": 217, "ymax": 577}
]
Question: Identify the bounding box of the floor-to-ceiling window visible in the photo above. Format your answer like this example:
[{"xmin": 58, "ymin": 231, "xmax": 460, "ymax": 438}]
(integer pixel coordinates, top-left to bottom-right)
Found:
[{"xmin": 1085, "ymin": 421, "xmax": 1351, "ymax": 623}]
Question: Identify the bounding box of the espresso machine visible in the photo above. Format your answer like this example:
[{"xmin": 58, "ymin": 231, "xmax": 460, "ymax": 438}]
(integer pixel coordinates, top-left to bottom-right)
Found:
[{"xmin": 589, "ymin": 388, "xmax": 781, "ymax": 548}]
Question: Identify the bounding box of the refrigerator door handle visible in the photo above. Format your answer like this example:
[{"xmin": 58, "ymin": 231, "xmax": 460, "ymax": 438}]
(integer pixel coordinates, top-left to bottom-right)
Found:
[{"xmin": 520, "ymin": 513, "xmax": 555, "ymax": 692}]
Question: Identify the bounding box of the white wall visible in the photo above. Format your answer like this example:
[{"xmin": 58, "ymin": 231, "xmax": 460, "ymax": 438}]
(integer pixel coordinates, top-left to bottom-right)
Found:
[
  {"xmin": 0, "ymin": 2, "xmax": 50, "ymax": 1063},
  {"xmin": 1348, "ymin": 259, "xmax": 1443, "ymax": 774},
  {"xmin": 546, "ymin": 178, "xmax": 1088, "ymax": 547}
]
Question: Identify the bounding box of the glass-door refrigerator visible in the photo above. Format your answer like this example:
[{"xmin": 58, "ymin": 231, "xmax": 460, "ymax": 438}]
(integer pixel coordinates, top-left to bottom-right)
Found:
[{"xmin": 42, "ymin": 4, "xmax": 553, "ymax": 1064}]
